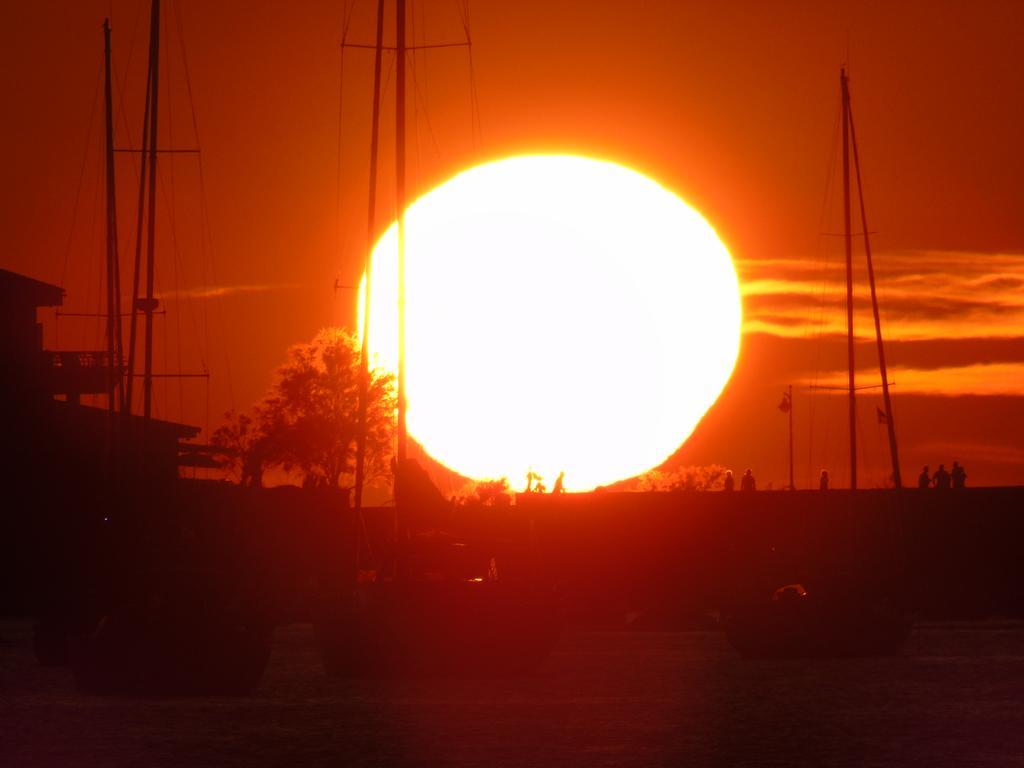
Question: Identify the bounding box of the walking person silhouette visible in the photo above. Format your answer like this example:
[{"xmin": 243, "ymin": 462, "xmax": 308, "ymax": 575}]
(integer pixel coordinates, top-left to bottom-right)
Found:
[{"xmin": 951, "ymin": 461, "xmax": 967, "ymax": 489}]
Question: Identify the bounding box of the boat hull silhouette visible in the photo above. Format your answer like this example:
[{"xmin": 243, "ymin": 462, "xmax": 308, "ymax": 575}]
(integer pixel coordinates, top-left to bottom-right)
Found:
[
  {"xmin": 722, "ymin": 584, "xmax": 913, "ymax": 659},
  {"xmin": 71, "ymin": 608, "xmax": 272, "ymax": 696},
  {"xmin": 315, "ymin": 579, "xmax": 562, "ymax": 677}
]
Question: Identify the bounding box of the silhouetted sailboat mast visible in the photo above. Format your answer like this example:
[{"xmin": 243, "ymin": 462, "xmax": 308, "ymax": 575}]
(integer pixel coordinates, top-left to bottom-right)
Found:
[
  {"xmin": 103, "ymin": 19, "xmax": 125, "ymax": 415},
  {"xmin": 395, "ymin": 0, "xmax": 409, "ymax": 469},
  {"xmin": 352, "ymin": 0, "xmax": 454, "ymax": 517},
  {"xmin": 317, "ymin": 3, "xmax": 562, "ymax": 676},
  {"xmin": 347, "ymin": 0, "xmax": 412, "ymax": 578},
  {"xmin": 115, "ymin": 0, "xmax": 208, "ymax": 432},
  {"xmin": 839, "ymin": 68, "xmax": 902, "ymax": 490},
  {"xmin": 123, "ymin": 0, "xmax": 163, "ymax": 421},
  {"xmin": 353, "ymin": 0, "xmax": 386, "ymax": 516}
]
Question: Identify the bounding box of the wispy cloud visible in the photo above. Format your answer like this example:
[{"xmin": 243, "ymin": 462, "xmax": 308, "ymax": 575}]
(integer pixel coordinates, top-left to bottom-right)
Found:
[
  {"xmin": 736, "ymin": 250, "xmax": 1024, "ymax": 341},
  {"xmin": 738, "ymin": 332, "xmax": 1024, "ymax": 398},
  {"xmin": 914, "ymin": 440, "xmax": 1024, "ymax": 466},
  {"xmin": 157, "ymin": 283, "xmax": 298, "ymax": 300},
  {"xmin": 811, "ymin": 363, "xmax": 1024, "ymax": 397}
]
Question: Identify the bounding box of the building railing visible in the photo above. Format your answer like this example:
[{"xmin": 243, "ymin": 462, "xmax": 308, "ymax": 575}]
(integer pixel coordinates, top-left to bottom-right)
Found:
[
  {"xmin": 44, "ymin": 350, "xmax": 119, "ymax": 370},
  {"xmin": 39, "ymin": 350, "xmax": 123, "ymax": 396}
]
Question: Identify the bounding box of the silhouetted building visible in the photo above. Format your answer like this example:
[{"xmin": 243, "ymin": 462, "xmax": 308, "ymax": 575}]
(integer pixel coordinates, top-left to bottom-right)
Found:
[
  {"xmin": 1, "ymin": 268, "xmax": 199, "ymax": 481},
  {"xmin": 0, "ymin": 268, "xmax": 126, "ymax": 406},
  {"xmin": 1, "ymin": 269, "xmax": 200, "ymax": 614}
]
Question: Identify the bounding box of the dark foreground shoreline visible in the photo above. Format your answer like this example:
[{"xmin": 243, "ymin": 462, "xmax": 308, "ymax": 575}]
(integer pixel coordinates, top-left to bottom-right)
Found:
[{"xmin": 3, "ymin": 619, "xmax": 1023, "ymax": 767}]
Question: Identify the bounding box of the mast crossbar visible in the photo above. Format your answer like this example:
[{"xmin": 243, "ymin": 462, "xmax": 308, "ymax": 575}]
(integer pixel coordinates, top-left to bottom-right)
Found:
[
  {"xmin": 342, "ymin": 41, "xmax": 468, "ymax": 51},
  {"xmin": 113, "ymin": 148, "xmax": 199, "ymax": 154},
  {"xmin": 809, "ymin": 382, "xmax": 895, "ymax": 392},
  {"xmin": 127, "ymin": 373, "xmax": 209, "ymax": 379}
]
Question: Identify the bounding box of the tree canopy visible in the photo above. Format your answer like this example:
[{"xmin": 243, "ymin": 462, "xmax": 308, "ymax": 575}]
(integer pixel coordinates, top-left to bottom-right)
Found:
[{"xmin": 213, "ymin": 328, "xmax": 395, "ymax": 489}]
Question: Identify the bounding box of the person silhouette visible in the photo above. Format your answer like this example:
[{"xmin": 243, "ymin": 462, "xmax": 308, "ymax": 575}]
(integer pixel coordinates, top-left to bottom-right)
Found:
[
  {"xmin": 951, "ymin": 461, "xmax": 967, "ymax": 489},
  {"xmin": 933, "ymin": 463, "xmax": 951, "ymax": 490},
  {"xmin": 525, "ymin": 470, "xmax": 541, "ymax": 493},
  {"xmin": 918, "ymin": 465, "xmax": 930, "ymax": 489},
  {"xmin": 552, "ymin": 471, "xmax": 566, "ymax": 494},
  {"xmin": 740, "ymin": 469, "xmax": 756, "ymax": 491},
  {"xmin": 819, "ymin": 469, "xmax": 830, "ymax": 491},
  {"xmin": 723, "ymin": 470, "xmax": 735, "ymax": 491}
]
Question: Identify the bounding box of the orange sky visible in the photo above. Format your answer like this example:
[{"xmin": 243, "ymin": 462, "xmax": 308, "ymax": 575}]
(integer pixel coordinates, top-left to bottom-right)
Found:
[{"xmin": 2, "ymin": 0, "xmax": 1023, "ymax": 488}]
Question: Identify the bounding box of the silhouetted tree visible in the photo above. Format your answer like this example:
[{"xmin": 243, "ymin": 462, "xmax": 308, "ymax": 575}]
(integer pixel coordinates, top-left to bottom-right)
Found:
[
  {"xmin": 461, "ymin": 477, "xmax": 513, "ymax": 507},
  {"xmin": 213, "ymin": 328, "xmax": 395, "ymax": 489},
  {"xmin": 635, "ymin": 465, "xmax": 728, "ymax": 492},
  {"xmin": 212, "ymin": 409, "xmax": 272, "ymax": 487}
]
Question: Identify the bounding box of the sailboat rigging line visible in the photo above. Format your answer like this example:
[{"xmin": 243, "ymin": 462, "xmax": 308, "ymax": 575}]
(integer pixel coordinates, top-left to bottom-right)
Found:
[
  {"xmin": 335, "ymin": 36, "xmax": 347, "ymax": 271},
  {"xmin": 110, "ymin": 25, "xmax": 146, "ymax": 377},
  {"xmin": 409, "ymin": 54, "xmax": 443, "ymax": 162},
  {"xmin": 118, "ymin": 1, "xmax": 144, "ymax": 84},
  {"xmin": 141, "ymin": 167, "xmax": 215, "ymax": 377},
  {"xmin": 59, "ymin": 60, "xmax": 103, "ymax": 291},
  {"xmin": 841, "ymin": 69, "xmax": 857, "ymax": 489},
  {"xmin": 805, "ymin": 91, "xmax": 842, "ymax": 488},
  {"xmin": 409, "ymin": 42, "xmax": 469, "ymax": 50},
  {"xmin": 396, "ymin": 0, "xmax": 409, "ymax": 467},
  {"xmin": 73, "ymin": 83, "xmax": 108, "ymax": 359},
  {"xmin": 163, "ymin": 21, "xmax": 187, "ymax": 425},
  {"xmin": 168, "ymin": 207, "xmax": 187, "ymax": 424},
  {"xmin": 110, "ymin": 0, "xmax": 145, "ymax": 176},
  {"xmin": 410, "ymin": 1, "xmax": 423, "ymax": 173},
  {"xmin": 463, "ymin": 3, "xmax": 483, "ymax": 149},
  {"xmin": 335, "ymin": 0, "xmax": 358, "ymax": 268},
  {"xmin": 87, "ymin": 164, "xmax": 106, "ymax": 355},
  {"xmin": 454, "ymin": 0, "xmax": 470, "ymax": 35},
  {"xmin": 159, "ymin": 289, "xmax": 169, "ymax": 420},
  {"xmin": 847, "ymin": 90, "xmax": 902, "ymax": 488},
  {"xmin": 172, "ymin": 0, "xmax": 229, "ymax": 407}
]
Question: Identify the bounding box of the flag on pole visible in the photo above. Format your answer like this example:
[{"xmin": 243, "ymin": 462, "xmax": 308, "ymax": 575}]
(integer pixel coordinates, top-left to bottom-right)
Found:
[
  {"xmin": 876, "ymin": 406, "xmax": 889, "ymax": 424},
  {"xmin": 778, "ymin": 391, "xmax": 791, "ymax": 413}
]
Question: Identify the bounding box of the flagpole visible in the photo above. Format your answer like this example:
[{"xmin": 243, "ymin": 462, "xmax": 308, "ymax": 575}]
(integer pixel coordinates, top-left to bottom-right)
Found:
[{"xmin": 788, "ymin": 384, "xmax": 794, "ymax": 490}]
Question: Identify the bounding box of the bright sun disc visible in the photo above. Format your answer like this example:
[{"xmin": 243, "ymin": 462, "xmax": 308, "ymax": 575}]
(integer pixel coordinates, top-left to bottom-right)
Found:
[{"xmin": 361, "ymin": 154, "xmax": 741, "ymax": 491}]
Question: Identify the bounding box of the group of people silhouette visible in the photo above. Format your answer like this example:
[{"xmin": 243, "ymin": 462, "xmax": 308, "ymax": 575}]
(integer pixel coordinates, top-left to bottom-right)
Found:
[
  {"xmin": 523, "ymin": 463, "xmax": 967, "ymax": 494},
  {"xmin": 525, "ymin": 470, "xmax": 566, "ymax": 494},
  {"xmin": 721, "ymin": 466, "xmax": 952, "ymax": 491},
  {"xmin": 722, "ymin": 469, "xmax": 757, "ymax": 491},
  {"xmin": 918, "ymin": 462, "xmax": 967, "ymax": 490}
]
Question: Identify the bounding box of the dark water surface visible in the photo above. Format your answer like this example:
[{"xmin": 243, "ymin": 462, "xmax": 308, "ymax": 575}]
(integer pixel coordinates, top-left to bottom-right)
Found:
[{"xmin": 2, "ymin": 620, "xmax": 1023, "ymax": 767}]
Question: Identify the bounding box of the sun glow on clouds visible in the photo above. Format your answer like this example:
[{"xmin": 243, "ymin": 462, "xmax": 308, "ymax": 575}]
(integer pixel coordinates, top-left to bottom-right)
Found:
[
  {"xmin": 812, "ymin": 363, "xmax": 1024, "ymax": 397},
  {"xmin": 737, "ymin": 251, "xmax": 1024, "ymax": 341},
  {"xmin": 738, "ymin": 251, "xmax": 1024, "ymax": 396},
  {"xmin": 360, "ymin": 155, "xmax": 741, "ymax": 490}
]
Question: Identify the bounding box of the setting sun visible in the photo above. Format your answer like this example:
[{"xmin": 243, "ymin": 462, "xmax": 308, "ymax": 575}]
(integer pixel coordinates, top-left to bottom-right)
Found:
[{"xmin": 361, "ymin": 155, "xmax": 741, "ymax": 490}]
